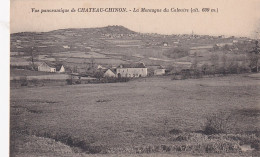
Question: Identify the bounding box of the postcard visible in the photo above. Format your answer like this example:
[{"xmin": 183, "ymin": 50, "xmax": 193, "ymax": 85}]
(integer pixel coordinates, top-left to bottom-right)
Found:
[{"xmin": 10, "ymin": 0, "xmax": 260, "ymax": 156}]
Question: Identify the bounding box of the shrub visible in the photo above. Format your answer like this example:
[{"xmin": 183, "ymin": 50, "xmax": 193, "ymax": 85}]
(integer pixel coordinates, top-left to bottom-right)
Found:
[
  {"xmin": 164, "ymin": 47, "xmax": 189, "ymax": 59},
  {"xmin": 66, "ymin": 79, "xmax": 72, "ymax": 85},
  {"xmin": 203, "ymin": 112, "xmax": 235, "ymax": 135},
  {"xmin": 20, "ymin": 77, "xmax": 28, "ymax": 86},
  {"xmin": 75, "ymin": 80, "xmax": 81, "ymax": 84},
  {"xmin": 169, "ymin": 129, "xmax": 182, "ymax": 135}
]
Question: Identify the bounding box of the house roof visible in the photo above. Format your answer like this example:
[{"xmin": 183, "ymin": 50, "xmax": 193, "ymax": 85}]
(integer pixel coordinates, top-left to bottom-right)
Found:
[
  {"xmin": 105, "ymin": 69, "xmax": 116, "ymax": 74},
  {"xmin": 118, "ymin": 63, "xmax": 146, "ymax": 68},
  {"xmin": 101, "ymin": 68, "xmax": 116, "ymax": 74},
  {"xmin": 109, "ymin": 68, "xmax": 117, "ymax": 74}
]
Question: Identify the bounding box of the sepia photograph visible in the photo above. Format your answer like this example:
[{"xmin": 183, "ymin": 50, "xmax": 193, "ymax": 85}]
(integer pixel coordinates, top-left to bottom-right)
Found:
[{"xmin": 9, "ymin": 0, "xmax": 260, "ymax": 156}]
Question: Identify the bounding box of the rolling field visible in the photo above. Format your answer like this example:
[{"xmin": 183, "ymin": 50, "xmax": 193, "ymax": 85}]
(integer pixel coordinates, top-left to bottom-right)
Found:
[{"xmin": 10, "ymin": 75, "xmax": 260, "ymax": 156}]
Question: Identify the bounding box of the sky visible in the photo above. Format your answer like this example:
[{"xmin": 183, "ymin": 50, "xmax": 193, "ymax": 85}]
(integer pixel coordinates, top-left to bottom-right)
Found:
[{"xmin": 10, "ymin": 0, "xmax": 260, "ymax": 38}]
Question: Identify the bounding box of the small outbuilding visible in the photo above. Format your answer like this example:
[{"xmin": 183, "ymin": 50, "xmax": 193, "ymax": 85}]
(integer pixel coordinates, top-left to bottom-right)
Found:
[{"xmin": 154, "ymin": 68, "xmax": 166, "ymax": 76}]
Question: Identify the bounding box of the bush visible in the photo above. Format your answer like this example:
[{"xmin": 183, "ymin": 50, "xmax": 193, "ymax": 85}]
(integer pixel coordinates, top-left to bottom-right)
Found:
[
  {"xmin": 203, "ymin": 112, "xmax": 235, "ymax": 135},
  {"xmin": 66, "ymin": 79, "xmax": 72, "ymax": 85},
  {"xmin": 164, "ymin": 47, "xmax": 189, "ymax": 59},
  {"xmin": 75, "ymin": 80, "xmax": 81, "ymax": 84},
  {"xmin": 20, "ymin": 77, "xmax": 28, "ymax": 86},
  {"xmin": 169, "ymin": 129, "xmax": 183, "ymax": 135}
]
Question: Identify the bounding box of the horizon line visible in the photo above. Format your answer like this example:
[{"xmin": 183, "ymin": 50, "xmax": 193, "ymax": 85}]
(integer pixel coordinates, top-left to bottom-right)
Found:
[{"xmin": 10, "ymin": 25, "xmax": 255, "ymax": 39}]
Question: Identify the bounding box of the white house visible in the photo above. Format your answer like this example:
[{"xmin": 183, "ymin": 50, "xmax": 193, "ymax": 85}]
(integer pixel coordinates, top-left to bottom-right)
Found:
[
  {"xmin": 38, "ymin": 62, "xmax": 56, "ymax": 72},
  {"xmin": 116, "ymin": 63, "xmax": 148, "ymax": 78},
  {"xmin": 37, "ymin": 62, "xmax": 65, "ymax": 73}
]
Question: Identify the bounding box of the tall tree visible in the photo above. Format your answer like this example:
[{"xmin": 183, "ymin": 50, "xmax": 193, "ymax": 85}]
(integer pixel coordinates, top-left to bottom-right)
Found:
[
  {"xmin": 30, "ymin": 46, "xmax": 36, "ymax": 71},
  {"xmin": 249, "ymin": 40, "xmax": 260, "ymax": 72},
  {"xmin": 191, "ymin": 52, "xmax": 198, "ymax": 70}
]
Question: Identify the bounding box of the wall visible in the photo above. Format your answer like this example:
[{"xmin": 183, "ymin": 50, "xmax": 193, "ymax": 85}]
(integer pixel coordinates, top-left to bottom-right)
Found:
[{"xmin": 116, "ymin": 68, "xmax": 147, "ymax": 77}]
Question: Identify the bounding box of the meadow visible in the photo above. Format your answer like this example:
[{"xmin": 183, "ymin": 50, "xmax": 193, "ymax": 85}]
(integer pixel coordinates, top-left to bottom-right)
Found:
[{"xmin": 10, "ymin": 74, "xmax": 260, "ymax": 156}]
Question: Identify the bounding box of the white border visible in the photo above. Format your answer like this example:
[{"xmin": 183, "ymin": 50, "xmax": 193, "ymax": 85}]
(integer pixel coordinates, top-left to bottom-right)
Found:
[{"xmin": 0, "ymin": 0, "xmax": 10, "ymax": 156}]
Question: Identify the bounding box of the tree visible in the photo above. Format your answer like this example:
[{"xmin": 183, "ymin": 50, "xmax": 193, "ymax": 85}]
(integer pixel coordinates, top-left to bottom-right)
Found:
[
  {"xmin": 83, "ymin": 58, "xmax": 88, "ymax": 73},
  {"xmin": 212, "ymin": 44, "xmax": 219, "ymax": 51},
  {"xmin": 30, "ymin": 46, "xmax": 36, "ymax": 71},
  {"xmin": 94, "ymin": 70, "xmax": 104, "ymax": 80},
  {"xmin": 221, "ymin": 54, "xmax": 227, "ymax": 74},
  {"xmin": 201, "ymin": 63, "xmax": 210, "ymax": 75},
  {"xmin": 249, "ymin": 40, "xmax": 260, "ymax": 72},
  {"xmin": 210, "ymin": 53, "xmax": 219, "ymax": 74},
  {"xmin": 164, "ymin": 47, "xmax": 189, "ymax": 59},
  {"xmin": 90, "ymin": 57, "xmax": 95, "ymax": 69},
  {"xmin": 191, "ymin": 52, "xmax": 198, "ymax": 70},
  {"xmin": 218, "ymin": 54, "xmax": 227, "ymax": 75},
  {"xmin": 72, "ymin": 66, "xmax": 78, "ymax": 73}
]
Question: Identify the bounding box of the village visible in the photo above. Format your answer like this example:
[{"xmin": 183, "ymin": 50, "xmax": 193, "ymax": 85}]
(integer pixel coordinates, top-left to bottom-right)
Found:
[{"xmin": 10, "ymin": 26, "xmax": 259, "ymax": 87}]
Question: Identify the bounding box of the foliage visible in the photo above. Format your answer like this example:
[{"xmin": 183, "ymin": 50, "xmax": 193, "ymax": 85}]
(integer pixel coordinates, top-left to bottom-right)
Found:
[
  {"xmin": 164, "ymin": 47, "xmax": 189, "ymax": 59},
  {"xmin": 203, "ymin": 112, "xmax": 235, "ymax": 135},
  {"xmin": 20, "ymin": 76, "xmax": 28, "ymax": 86},
  {"xmin": 247, "ymin": 40, "xmax": 260, "ymax": 72},
  {"xmin": 169, "ymin": 129, "xmax": 183, "ymax": 135},
  {"xmin": 94, "ymin": 71, "xmax": 104, "ymax": 80},
  {"xmin": 66, "ymin": 78, "xmax": 72, "ymax": 85}
]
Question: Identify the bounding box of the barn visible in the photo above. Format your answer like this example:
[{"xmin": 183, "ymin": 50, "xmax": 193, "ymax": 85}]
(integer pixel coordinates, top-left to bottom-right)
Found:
[
  {"xmin": 37, "ymin": 62, "xmax": 65, "ymax": 73},
  {"xmin": 37, "ymin": 62, "xmax": 56, "ymax": 72},
  {"xmin": 116, "ymin": 63, "xmax": 147, "ymax": 78}
]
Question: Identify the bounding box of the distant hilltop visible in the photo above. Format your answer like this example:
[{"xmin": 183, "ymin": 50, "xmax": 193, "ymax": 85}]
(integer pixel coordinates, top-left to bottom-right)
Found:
[{"xmin": 11, "ymin": 25, "xmax": 137, "ymax": 36}]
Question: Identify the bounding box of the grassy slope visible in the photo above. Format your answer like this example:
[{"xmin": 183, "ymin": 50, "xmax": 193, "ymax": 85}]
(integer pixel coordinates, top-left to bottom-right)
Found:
[
  {"xmin": 11, "ymin": 26, "xmax": 250, "ymax": 69},
  {"xmin": 10, "ymin": 75, "xmax": 260, "ymax": 156}
]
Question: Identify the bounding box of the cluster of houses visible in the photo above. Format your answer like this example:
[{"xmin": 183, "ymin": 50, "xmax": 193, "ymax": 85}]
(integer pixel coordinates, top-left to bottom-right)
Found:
[{"xmin": 37, "ymin": 61, "xmax": 166, "ymax": 78}]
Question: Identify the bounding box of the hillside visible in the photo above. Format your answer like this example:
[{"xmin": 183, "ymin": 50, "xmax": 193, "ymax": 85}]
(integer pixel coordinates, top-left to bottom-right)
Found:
[{"xmin": 10, "ymin": 25, "xmax": 254, "ymax": 73}]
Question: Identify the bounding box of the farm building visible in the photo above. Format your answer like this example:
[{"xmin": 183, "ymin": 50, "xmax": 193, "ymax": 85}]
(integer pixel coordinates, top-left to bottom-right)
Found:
[
  {"xmin": 37, "ymin": 62, "xmax": 65, "ymax": 73},
  {"xmin": 116, "ymin": 63, "xmax": 147, "ymax": 78},
  {"xmin": 103, "ymin": 69, "xmax": 116, "ymax": 77},
  {"xmin": 154, "ymin": 68, "xmax": 166, "ymax": 76},
  {"xmin": 38, "ymin": 62, "xmax": 56, "ymax": 72}
]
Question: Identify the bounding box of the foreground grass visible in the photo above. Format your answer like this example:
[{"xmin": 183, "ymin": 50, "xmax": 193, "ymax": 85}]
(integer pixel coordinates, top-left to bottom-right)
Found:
[{"xmin": 10, "ymin": 74, "xmax": 260, "ymax": 156}]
